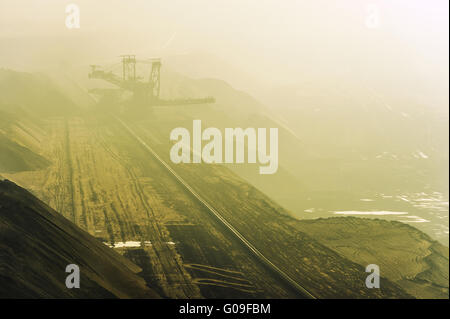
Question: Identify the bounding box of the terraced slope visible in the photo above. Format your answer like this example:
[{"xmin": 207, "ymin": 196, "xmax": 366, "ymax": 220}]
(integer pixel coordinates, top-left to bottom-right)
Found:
[
  {"xmin": 3, "ymin": 112, "xmax": 411, "ymax": 298},
  {"xmin": 2, "ymin": 68, "xmax": 442, "ymax": 299},
  {"xmin": 291, "ymin": 217, "xmax": 449, "ymax": 299},
  {"xmin": 0, "ymin": 179, "xmax": 160, "ymax": 298}
]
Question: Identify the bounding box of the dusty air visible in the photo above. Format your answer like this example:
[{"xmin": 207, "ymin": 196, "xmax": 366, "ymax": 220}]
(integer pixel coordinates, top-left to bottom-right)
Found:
[{"xmin": 170, "ymin": 120, "xmax": 279, "ymax": 174}]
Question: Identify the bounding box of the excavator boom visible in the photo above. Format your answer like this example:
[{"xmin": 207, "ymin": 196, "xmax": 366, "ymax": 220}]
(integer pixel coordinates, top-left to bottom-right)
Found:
[{"xmin": 88, "ymin": 56, "xmax": 215, "ymax": 106}]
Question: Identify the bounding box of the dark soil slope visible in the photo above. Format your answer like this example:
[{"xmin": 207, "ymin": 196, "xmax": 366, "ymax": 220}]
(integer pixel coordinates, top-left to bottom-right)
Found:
[
  {"xmin": 0, "ymin": 179, "xmax": 159, "ymax": 298},
  {"xmin": 0, "ymin": 134, "xmax": 50, "ymax": 173}
]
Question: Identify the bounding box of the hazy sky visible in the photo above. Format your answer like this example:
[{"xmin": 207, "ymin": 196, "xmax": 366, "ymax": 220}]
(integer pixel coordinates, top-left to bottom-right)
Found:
[{"xmin": 0, "ymin": 0, "xmax": 448, "ymax": 107}]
